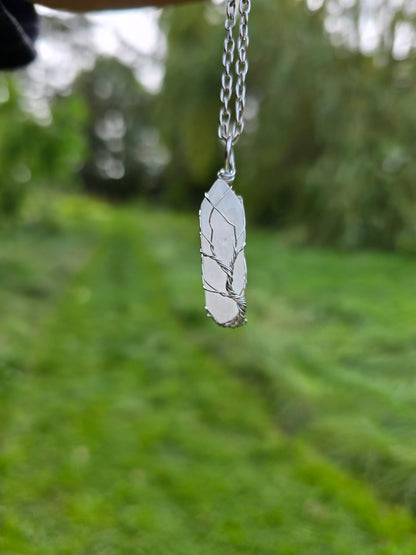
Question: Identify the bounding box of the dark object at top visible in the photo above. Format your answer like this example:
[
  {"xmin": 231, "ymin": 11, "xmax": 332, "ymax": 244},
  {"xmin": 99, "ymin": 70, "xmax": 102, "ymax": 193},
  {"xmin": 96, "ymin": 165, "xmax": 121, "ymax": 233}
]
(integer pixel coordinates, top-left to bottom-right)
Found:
[{"xmin": 0, "ymin": 0, "xmax": 39, "ymax": 69}]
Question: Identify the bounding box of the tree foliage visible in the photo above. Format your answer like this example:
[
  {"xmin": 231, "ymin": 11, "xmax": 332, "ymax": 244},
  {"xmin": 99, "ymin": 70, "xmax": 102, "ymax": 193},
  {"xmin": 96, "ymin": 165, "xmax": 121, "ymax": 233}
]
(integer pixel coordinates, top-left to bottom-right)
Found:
[
  {"xmin": 158, "ymin": 0, "xmax": 416, "ymax": 250},
  {"xmin": 3, "ymin": 1, "xmax": 416, "ymax": 250},
  {"xmin": 74, "ymin": 57, "xmax": 165, "ymax": 200},
  {"xmin": 0, "ymin": 76, "xmax": 87, "ymax": 221}
]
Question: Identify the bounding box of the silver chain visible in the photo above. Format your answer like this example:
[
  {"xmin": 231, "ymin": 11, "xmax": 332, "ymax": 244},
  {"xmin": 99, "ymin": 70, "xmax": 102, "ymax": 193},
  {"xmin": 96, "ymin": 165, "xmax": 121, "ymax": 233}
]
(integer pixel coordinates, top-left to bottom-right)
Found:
[
  {"xmin": 200, "ymin": 0, "xmax": 250, "ymax": 328},
  {"xmin": 218, "ymin": 0, "xmax": 251, "ymax": 152}
]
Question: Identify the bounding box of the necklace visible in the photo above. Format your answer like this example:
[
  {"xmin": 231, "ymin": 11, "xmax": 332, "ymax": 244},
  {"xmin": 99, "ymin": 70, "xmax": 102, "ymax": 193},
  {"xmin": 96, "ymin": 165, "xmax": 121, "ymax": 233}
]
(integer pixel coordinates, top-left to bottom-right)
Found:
[{"xmin": 199, "ymin": 0, "xmax": 251, "ymax": 328}]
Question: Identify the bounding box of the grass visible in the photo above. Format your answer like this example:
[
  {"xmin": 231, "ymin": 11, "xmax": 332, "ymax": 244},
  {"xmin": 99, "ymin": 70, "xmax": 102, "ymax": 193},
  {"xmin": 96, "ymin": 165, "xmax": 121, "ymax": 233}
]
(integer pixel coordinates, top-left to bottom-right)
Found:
[{"xmin": 1, "ymin": 193, "xmax": 416, "ymax": 553}]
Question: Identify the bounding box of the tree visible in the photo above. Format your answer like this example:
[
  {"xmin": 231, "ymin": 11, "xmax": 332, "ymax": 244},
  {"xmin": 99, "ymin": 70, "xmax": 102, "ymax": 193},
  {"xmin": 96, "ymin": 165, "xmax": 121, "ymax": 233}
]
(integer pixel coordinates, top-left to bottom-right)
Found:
[
  {"xmin": 0, "ymin": 76, "xmax": 87, "ymax": 221},
  {"xmin": 157, "ymin": 0, "xmax": 416, "ymax": 250},
  {"xmin": 74, "ymin": 57, "xmax": 165, "ymax": 200}
]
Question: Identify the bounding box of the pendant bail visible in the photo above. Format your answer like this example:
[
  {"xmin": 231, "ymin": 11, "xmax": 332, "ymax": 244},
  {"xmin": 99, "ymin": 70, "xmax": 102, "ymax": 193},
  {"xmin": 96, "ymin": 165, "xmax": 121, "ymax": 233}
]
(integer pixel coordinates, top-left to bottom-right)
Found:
[{"xmin": 217, "ymin": 136, "xmax": 236, "ymax": 184}]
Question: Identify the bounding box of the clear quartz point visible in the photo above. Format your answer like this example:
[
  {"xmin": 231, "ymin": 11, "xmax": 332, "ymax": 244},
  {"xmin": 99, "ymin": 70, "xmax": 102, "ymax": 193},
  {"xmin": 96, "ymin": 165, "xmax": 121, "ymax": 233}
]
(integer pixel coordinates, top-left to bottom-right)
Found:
[{"xmin": 199, "ymin": 178, "xmax": 247, "ymax": 328}]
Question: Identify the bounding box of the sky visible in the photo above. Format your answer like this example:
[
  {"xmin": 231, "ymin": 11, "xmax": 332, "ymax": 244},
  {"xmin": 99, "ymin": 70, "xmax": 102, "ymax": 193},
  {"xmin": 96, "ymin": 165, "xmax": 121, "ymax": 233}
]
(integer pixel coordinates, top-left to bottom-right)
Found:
[
  {"xmin": 35, "ymin": 6, "xmax": 165, "ymax": 91},
  {"xmin": 86, "ymin": 8, "xmax": 162, "ymax": 57},
  {"xmin": 37, "ymin": 5, "xmax": 161, "ymax": 54}
]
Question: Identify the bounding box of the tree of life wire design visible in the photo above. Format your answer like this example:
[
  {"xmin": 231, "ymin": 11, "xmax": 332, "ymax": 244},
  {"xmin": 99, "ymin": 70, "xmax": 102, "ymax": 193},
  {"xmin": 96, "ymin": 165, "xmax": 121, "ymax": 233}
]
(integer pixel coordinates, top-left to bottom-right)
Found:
[{"xmin": 200, "ymin": 184, "xmax": 247, "ymax": 328}]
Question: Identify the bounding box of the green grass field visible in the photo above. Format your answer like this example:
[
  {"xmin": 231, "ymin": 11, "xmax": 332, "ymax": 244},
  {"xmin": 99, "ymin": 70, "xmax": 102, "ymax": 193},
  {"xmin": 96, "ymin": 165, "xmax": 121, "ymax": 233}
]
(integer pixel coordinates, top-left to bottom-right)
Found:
[{"xmin": 2, "ymin": 194, "xmax": 416, "ymax": 554}]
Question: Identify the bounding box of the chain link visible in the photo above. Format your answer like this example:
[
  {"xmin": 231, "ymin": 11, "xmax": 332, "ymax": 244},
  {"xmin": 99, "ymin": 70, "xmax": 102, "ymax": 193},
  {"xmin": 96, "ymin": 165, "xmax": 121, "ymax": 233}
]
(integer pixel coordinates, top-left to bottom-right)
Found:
[{"xmin": 218, "ymin": 0, "xmax": 251, "ymax": 146}]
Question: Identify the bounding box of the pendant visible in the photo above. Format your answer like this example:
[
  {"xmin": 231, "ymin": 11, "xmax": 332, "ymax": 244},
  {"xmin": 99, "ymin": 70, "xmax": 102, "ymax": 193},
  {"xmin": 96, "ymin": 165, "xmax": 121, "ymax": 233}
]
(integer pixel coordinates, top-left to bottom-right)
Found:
[{"xmin": 199, "ymin": 178, "xmax": 247, "ymax": 328}]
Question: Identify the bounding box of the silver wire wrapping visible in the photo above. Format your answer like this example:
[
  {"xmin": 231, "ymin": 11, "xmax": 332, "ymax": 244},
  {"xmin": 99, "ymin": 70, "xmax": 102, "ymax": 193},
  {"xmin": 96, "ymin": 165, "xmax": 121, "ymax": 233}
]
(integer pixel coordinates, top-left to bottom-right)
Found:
[
  {"xmin": 199, "ymin": 0, "xmax": 250, "ymax": 328},
  {"xmin": 200, "ymin": 177, "xmax": 247, "ymax": 328}
]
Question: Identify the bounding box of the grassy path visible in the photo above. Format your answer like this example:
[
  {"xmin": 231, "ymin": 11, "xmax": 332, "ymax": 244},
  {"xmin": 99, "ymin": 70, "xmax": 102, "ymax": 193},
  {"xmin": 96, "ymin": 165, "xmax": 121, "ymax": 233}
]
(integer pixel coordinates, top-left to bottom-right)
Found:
[
  {"xmin": 142, "ymin": 207, "xmax": 416, "ymax": 513},
  {"xmin": 1, "ymin": 197, "xmax": 416, "ymax": 553}
]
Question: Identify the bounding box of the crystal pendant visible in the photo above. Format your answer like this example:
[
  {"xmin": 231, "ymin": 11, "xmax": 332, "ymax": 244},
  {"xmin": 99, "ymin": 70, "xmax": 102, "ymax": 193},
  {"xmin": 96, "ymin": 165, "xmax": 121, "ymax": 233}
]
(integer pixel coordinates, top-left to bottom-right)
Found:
[{"xmin": 199, "ymin": 178, "xmax": 247, "ymax": 328}]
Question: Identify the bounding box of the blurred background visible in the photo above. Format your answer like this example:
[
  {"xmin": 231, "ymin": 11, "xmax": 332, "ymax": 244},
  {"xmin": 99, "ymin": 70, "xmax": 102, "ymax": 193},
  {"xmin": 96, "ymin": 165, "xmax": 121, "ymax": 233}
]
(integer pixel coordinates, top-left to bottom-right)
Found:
[{"xmin": 2, "ymin": 0, "xmax": 416, "ymax": 552}]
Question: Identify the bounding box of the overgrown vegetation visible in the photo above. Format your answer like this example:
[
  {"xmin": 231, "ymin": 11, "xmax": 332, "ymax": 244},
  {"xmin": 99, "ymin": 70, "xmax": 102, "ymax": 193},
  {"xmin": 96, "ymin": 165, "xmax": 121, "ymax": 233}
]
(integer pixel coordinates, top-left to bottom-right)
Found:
[
  {"xmin": 2, "ymin": 0, "xmax": 416, "ymax": 249},
  {"xmin": 2, "ymin": 2, "xmax": 416, "ymax": 551},
  {"xmin": 1, "ymin": 194, "xmax": 416, "ymax": 553},
  {"xmin": 159, "ymin": 0, "xmax": 416, "ymax": 249},
  {"xmin": 0, "ymin": 77, "xmax": 87, "ymax": 221}
]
